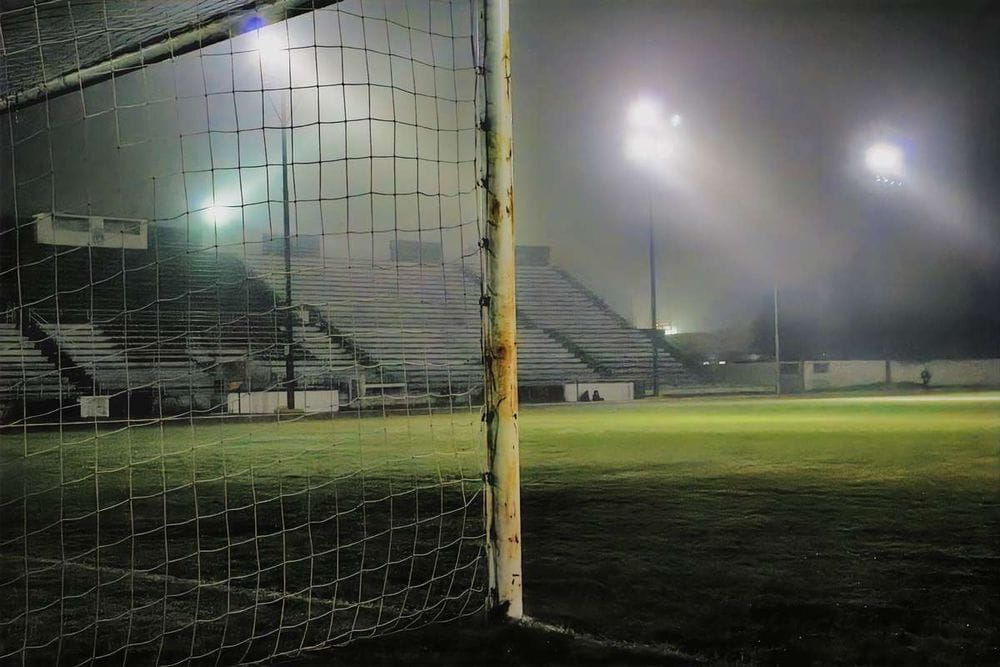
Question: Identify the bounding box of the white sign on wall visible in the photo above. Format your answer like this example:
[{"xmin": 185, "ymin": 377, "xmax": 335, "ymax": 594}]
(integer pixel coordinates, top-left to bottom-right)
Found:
[
  {"xmin": 34, "ymin": 212, "xmax": 148, "ymax": 250},
  {"xmin": 80, "ymin": 396, "xmax": 110, "ymax": 418},
  {"xmin": 226, "ymin": 390, "xmax": 340, "ymax": 415}
]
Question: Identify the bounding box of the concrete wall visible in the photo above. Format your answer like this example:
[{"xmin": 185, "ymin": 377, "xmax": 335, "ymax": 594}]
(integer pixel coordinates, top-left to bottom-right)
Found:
[
  {"xmin": 564, "ymin": 381, "xmax": 634, "ymax": 402},
  {"xmin": 804, "ymin": 360, "xmax": 886, "ymax": 391},
  {"xmin": 708, "ymin": 362, "xmax": 778, "ymax": 389},
  {"xmin": 891, "ymin": 359, "xmax": 1000, "ymax": 387},
  {"xmin": 712, "ymin": 359, "xmax": 1000, "ymax": 392},
  {"xmin": 227, "ymin": 390, "xmax": 340, "ymax": 415}
]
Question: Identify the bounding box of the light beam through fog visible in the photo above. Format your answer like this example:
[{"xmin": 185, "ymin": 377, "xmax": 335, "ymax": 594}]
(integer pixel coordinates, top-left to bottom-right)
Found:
[{"xmin": 511, "ymin": 0, "xmax": 1000, "ymax": 353}]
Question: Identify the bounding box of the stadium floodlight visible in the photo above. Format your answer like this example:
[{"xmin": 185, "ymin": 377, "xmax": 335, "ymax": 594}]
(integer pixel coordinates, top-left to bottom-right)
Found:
[
  {"xmin": 208, "ymin": 204, "xmax": 228, "ymax": 225},
  {"xmin": 626, "ymin": 95, "xmax": 683, "ymax": 396},
  {"xmin": 627, "ymin": 97, "xmax": 663, "ymax": 128},
  {"xmin": 865, "ymin": 141, "xmax": 905, "ymax": 185},
  {"xmin": 625, "ymin": 97, "xmax": 682, "ymax": 166}
]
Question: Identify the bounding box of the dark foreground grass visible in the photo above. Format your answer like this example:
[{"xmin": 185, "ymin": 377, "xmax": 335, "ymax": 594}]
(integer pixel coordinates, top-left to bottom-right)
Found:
[
  {"xmin": 2, "ymin": 391, "xmax": 998, "ymax": 664},
  {"xmin": 330, "ymin": 392, "xmax": 1000, "ymax": 665},
  {"xmin": 0, "ymin": 409, "xmax": 488, "ymax": 664},
  {"xmin": 516, "ymin": 393, "xmax": 999, "ymax": 664}
]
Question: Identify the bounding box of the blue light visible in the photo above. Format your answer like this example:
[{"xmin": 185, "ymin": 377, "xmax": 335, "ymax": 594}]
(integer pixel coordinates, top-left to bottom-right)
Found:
[{"xmin": 244, "ymin": 15, "xmax": 266, "ymax": 32}]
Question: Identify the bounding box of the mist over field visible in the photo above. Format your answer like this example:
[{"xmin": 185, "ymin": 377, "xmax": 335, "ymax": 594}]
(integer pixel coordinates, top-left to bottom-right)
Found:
[{"xmin": 511, "ymin": 0, "xmax": 1000, "ymax": 356}]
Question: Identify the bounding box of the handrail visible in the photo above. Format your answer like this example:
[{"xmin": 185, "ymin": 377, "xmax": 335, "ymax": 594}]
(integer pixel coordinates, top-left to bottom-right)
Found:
[{"xmin": 28, "ymin": 309, "xmax": 48, "ymax": 326}]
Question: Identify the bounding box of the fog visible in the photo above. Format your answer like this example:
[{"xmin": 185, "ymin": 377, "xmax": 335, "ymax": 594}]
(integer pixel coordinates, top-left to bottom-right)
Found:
[
  {"xmin": 3, "ymin": 0, "xmax": 998, "ymax": 357},
  {"xmin": 3, "ymin": 1, "xmax": 480, "ymax": 263},
  {"xmin": 512, "ymin": 0, "xmax": 999, "ymax": 353}
]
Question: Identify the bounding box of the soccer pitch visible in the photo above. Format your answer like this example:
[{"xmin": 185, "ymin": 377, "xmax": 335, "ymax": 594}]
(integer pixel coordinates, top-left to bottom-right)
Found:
[
  {"xmin": 2, "ymin": 391, "xmax": 998, "ymax": 664},
  {"xmin": 515, "ymin": 391, "xmax": 1000, "ymax": 664}
]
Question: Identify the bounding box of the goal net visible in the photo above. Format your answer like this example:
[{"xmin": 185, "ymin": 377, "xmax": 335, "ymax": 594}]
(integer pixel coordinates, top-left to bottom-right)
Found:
[{"xmin": 0, "ymin": 0, "xmax": 492, "ymax": 663}]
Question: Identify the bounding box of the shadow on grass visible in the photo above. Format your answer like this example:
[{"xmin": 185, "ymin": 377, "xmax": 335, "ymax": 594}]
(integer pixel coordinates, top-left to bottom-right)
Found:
[
  {"xmin": 520, "ymin": 474, "xmax": 999, "ymax": 665},
  {"xmin": 284, "ymin": 620, "xmax": 691, "ymax": 666}
]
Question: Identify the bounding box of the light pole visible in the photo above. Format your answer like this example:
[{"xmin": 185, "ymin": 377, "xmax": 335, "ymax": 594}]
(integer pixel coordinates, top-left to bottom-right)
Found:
[
  {"xmin": 865, "ymin": 141, "xmax": 904, "ymax": 187},
  {"xmin": 863, "ymin": 139, "xmax": 905, "ymax": 380},
  {"xmin": 259, "ymin": 32, "xmax": 296, "ymax": 409},
  {"xmin": 647, "ymin": 188, "xmax": 658, "ymax": 397},
  {"xmin": 280, "ymin": 109, "xmax": 294, "ymax": 410},
  {"xmin": 626, "ymin": 99, "xmax": 681, "ymax": 397},
  {"xmin": 773, "ymin": 285, "xmax": 780, "ymax": 395}
]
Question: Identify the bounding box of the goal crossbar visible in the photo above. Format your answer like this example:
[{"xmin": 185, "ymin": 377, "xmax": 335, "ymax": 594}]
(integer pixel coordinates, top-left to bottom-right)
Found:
[{"xmin": 0, "ymin": 0, "xmax": 342, "ymax": 112}]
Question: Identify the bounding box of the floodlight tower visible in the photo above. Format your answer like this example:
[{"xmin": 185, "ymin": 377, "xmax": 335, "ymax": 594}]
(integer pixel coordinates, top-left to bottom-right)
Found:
[
  {"xmin": 625, "ymin": 97, "xmax": 681, "ymax": 397},
  {"xmin": 259, "ymin": 31, "xmax": 296, "ymax": 409},
  {"xmin": 862, "ymin": 138, "xmax": 906, "ymax": 376},
  {"xmin": 865, "ymin": 141, "xmax": 905, "ymax": 187}
]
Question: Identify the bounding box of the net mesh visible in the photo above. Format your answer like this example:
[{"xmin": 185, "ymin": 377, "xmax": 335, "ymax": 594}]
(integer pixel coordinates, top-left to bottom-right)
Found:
[{"xmin": 0, "ymin": 0, "xmax": 487, "ymax": 663}]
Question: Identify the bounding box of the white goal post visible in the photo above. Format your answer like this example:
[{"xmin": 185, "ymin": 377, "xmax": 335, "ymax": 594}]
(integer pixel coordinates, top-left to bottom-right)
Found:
[{"xmin": 0, "ymin": 0, "xmax": 522, "ymax": 663}]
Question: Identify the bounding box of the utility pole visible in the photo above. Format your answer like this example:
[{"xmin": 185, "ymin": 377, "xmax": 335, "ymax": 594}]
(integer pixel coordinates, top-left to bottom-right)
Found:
[
  {"xmin": 773, "ymin": 285, "xmax": 780, "ymax": 396},
  {"xmin": 282, "ymin": 121, "xmax": 295, "ymax": 409},
  {"xmin": 648, "ymin": 182, "xmax": 659, "ymax": 397}
]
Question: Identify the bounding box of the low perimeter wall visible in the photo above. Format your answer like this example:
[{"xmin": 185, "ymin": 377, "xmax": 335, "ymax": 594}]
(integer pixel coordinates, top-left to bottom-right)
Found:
[
  {"xmin": 564, "ymin": 381, "xmax": 635, "ymax": 402},
  {"xmin": 712, "ymin": 359, "xmax": 1000, "ymax": 392},
  {"xmin": 891, "ymin": 359, "xmax": 1000, "ymax": 387},
  {"xmin": 804, "ymin": 360, "xmax": 885, "ymax": 391},
  {"xmin": 227, "ymin": 390, "xmax": 340, "ymax": 414}
]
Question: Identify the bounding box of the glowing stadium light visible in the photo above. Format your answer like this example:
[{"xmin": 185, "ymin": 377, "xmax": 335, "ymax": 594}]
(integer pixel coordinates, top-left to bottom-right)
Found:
[
  {"xmin": 865, "ymin": 141, "xmax": 904, "ymax": 178},
  {"xmin": 657, "ymin": 320, "xmax": 679, "ymax": 335},
  {"xmin": 625, "ymin": 97, "xmax": 682, "ymax": 166},
  {"xmin": 208, "ymin": 205, "xmax": 229, "ymax": 225},
  {"xmin": 627, "ymin": 98, "xmax": 663, "ymax": 128},
  {"xmin": 626, "ymin": 96, "xmax": 684, "ymax": 395}
]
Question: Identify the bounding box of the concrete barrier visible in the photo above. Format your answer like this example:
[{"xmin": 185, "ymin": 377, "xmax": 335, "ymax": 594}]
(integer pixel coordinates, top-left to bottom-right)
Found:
[
  {"xmin": 804, "ymin": 360, "xmax": 885, "ymax": 391},
  {"xmin": 226, "ymin": 390, "xmax": 340, "ymax": 414},
  {"xmin": 564, "ymin": 381, "xmax": 634, "ymax": 402},
  {"xmin": 711, "ymin": 359, "xmax": 1000, "ymax": 392},
  {"xmin": 891, "ymin": 359, "xmax": 1000, "ymax": 387}
]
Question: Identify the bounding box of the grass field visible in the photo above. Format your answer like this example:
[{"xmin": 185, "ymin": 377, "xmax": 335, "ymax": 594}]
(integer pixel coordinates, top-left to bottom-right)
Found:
[
  {"xmin": 2, "ymin": 390, "xmax": 998, "ymax": 664},
  {"xmin": 514, "ymin": 392, "xmax": 999, "ymax": 664}
]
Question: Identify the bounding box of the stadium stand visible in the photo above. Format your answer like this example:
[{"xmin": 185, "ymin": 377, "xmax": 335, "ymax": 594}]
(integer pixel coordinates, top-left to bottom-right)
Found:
[
  {"xmin": 0, "ymin": 319, "xmax": 73, "ymax": 407},
  {"xmin": 2, "ymin": 229, "xmax": 361, "ymax": 414},
  {"xmin": 2, "ymin": 223, "xmax": 693, "ymax": 416},
  {"xmin": 247, "ymin": 255, "xmax": 600, "ymax": 390},
  {"xmin": 515, "ymin": 262, "xmax": 694, "ymax": 387}
]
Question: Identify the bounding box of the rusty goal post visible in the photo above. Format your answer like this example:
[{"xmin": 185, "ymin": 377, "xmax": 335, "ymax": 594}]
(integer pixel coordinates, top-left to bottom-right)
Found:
[{"xmin": 0, "ymin": 0, "xmax": 522, "ymax": 663}]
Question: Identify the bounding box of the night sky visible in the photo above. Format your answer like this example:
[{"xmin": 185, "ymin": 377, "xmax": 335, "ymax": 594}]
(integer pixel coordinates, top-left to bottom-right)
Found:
[
  {"xmin": 512, "ymin": 0, "xmax": 999, "ymax": 357},
  {"xmin": 2, "ymin": 0, "xmax": 998, "ymax": 358}
]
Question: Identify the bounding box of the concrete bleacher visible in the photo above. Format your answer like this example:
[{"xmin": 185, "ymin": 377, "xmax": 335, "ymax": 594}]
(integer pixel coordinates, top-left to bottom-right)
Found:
[
  {"xmin": 4, "ymin": 226, "xmax": 695, "ymax": 412},
  {"xmin": 40, "ymin": 311, "xmax": 361, "ymax": 400},
  {"xmin": 248, "ymin": 255, "xmax": 600, "ymax": 388},
  {"xmin": 41, "ymin": 316, "xmax": 214, "ymax": 400},
  {"xmin": 8, "ymin": 236, "xmax": 359, "ymax": 410},
  {"xmin": 0, "ymin": 320, "xmax": 73, "ymax": 404},
  {"xmin": 515, "ymin": 263, "xmax": 695, "ymax": 388}
]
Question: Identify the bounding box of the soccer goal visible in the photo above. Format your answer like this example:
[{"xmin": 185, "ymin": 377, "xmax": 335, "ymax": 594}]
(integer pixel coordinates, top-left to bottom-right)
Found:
[{"xmin": 0, "ymin": 0, "xmax": 520, "ymax": 663}]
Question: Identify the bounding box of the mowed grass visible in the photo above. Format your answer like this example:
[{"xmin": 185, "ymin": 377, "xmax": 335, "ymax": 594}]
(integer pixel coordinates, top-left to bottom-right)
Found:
[
  {"xmin": 2, "ymin": 391, "xmax": 999, "ymax": 664},
  {"xmin": 0, "ymin": 408, "xmax": 488, "ymax": 664},
  {"xmin": 514, "ymin": 392, "xmax": 1000, "ymax": 664}
]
